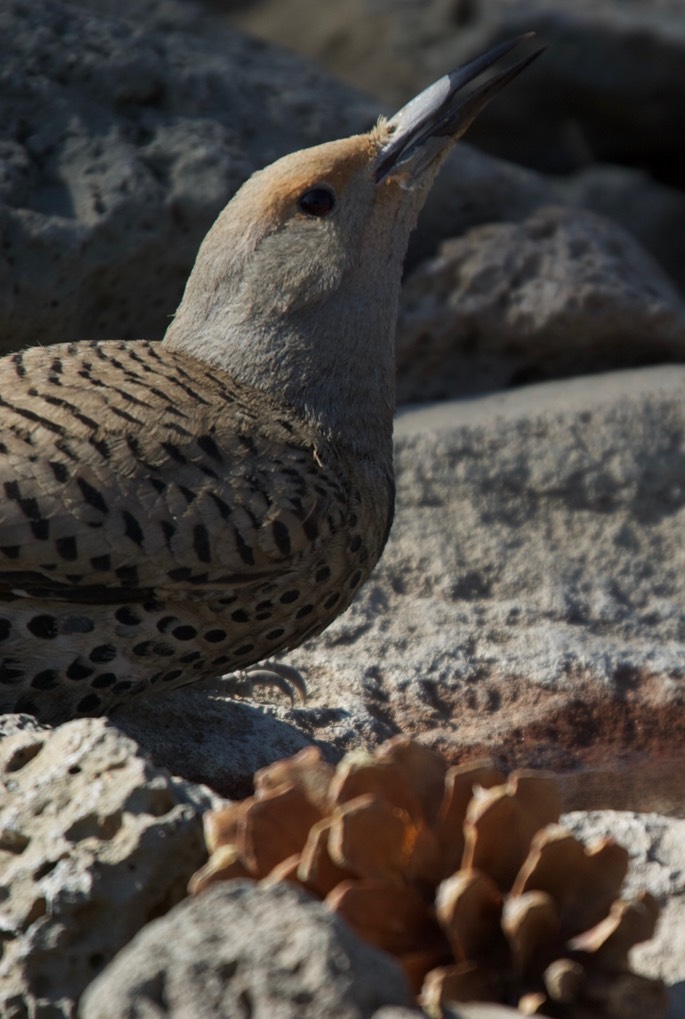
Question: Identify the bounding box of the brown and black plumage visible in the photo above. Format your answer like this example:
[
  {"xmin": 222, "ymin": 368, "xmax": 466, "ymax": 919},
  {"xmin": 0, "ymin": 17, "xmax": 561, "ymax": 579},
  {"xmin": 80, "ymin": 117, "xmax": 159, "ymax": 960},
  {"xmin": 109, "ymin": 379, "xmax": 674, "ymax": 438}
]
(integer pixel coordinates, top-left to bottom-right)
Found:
[{"xmin": 0, "ymin": 37, "xmax": 541, "ymax": 722}]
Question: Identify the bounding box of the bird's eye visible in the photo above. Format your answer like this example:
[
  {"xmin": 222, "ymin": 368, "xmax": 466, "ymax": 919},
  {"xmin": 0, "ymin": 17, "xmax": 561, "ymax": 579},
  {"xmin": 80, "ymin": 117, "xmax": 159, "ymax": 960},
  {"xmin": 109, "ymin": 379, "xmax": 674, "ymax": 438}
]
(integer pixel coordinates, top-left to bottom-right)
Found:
[{"xmin": 297, "ymin": 186, "xmax": 336, "ymax": 217}]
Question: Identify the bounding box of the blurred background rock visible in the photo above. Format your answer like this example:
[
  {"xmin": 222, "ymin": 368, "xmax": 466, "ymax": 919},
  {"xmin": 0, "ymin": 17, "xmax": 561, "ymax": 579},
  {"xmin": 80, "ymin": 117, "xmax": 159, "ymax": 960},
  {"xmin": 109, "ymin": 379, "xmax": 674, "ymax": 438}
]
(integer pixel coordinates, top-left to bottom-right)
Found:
[{"xmin": 2, "ymin": 0, "xmax": 684, "ymax": 400}]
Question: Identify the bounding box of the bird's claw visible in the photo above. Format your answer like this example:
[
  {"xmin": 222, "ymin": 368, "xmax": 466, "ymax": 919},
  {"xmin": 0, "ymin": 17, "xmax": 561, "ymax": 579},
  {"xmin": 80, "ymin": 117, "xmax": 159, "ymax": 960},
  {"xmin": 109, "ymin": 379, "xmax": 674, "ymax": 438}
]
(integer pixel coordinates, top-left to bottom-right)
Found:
[{"xmin": 222, "ymin": 660, "xmax": 307, "ymax": 705}]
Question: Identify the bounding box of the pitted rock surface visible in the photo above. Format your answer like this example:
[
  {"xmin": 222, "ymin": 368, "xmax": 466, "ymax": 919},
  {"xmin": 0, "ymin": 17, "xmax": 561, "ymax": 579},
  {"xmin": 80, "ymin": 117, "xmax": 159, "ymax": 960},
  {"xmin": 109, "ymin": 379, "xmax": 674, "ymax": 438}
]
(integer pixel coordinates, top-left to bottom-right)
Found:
[
  {"xmin": 0, "ymin": 0, "xmax": 376, "ymax": 354},
  {"xmin": 80, "ymin": 881, "xmax": 413, "ymax": 1019},
  {"xmin": 0, "ymin": 717, "xmax": 224, "ymax": 1016},
  {"xmin": 396, "ymin": 205, "xmax": 685, "ymax": 402}
]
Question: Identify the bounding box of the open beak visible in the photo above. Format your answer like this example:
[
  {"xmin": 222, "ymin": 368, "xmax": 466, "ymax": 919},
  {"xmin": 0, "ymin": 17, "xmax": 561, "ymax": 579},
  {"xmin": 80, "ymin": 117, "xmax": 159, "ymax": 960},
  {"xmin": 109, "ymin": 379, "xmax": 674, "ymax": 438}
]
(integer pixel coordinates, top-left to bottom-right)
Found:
[{"xmin": 376, "ymin": 34, "xmax": 545, "ymax": 183}]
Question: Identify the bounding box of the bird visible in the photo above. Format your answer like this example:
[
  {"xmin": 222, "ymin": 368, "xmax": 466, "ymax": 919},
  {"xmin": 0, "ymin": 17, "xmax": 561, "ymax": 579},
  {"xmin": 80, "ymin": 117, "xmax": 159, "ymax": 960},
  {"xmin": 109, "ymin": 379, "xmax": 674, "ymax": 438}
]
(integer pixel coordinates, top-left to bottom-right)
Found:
[{"xmin": 0, "ymin": 36, "xmax": 542, "ymax": 723}]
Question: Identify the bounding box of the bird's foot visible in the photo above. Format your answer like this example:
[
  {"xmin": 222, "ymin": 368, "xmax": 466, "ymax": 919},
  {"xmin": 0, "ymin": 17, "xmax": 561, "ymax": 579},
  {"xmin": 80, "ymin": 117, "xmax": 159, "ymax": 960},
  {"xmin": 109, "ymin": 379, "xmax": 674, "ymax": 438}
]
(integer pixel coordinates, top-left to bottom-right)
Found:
[{"xmin": 222, "ymin": 660, "xmax": 307, "ymax": 705}]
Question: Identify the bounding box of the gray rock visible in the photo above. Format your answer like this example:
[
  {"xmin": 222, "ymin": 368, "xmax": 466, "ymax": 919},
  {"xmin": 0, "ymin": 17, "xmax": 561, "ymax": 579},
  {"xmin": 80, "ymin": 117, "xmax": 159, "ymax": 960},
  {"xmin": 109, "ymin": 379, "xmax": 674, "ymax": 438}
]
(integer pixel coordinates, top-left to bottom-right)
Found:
[
  {"xmin": 80, "ymin": 881, "xmax": 413, "ymax": 1018},
  {"xmin": 105, "ymin": 366, "xmax": 685, "ymax": 821},
  {"xmin": 225, "ymin": 0, "xmax": 685, "ymax": 294},
  {"xmin": 0, "ymin": 718, "xmax": 224, "ymax": 1016},
  {"xmin": 232, "ymin": 366, "xmax": 685, "ymax": 813},
  {"xmin": 228, "ymin": 0, "xmax": 685, "ymax": 177},
  {"xmin": 563, "ymin": 810, "xmax": 685, "ymax": 1019},
  {"xmin": 396, "ymin": 205, "xmax": 685, "ymax": 402},
  {"xmin": 0, "ymin": 0, "xmax": 376, "ymax": 355},
  {"xmin": 556, "ymin": 165, "xmax": 685, "ymax": 296},
  {"xmin": 113, "ymin": 691, "xmax": 337, "ymax": 800}
]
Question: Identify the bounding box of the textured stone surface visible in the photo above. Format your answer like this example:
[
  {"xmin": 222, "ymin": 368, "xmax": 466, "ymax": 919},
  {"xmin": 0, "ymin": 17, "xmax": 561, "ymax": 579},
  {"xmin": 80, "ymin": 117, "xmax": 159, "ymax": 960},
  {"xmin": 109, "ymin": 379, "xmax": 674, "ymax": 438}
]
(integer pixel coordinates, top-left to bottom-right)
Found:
[
  {"xmin": 0, "ymin": 718, "xmax": 223, "ymax": 1016},
  {"xmin": 564, "ymin": 810, "xmax": 685, "ymax": 1019},
  {"xmin": 225, "ymin": 0, "xmax": 685, "ymax": 295},
  {"xmin": 228, "ymin": 366, "xmax": 685, "ymax": 810},
  {"xmin": 227, "ymin": 0, "xmax": 685, "ymax": 178},
  {"xmin": 106, "ymin": 366, "xmax": 685, "ymax": 818},
  {"xmin": 0, "ymin": 0, "xmax": 376, "ymax": 354},
  {"xmin": 80, "ymin": 881, "xmax": 413, "ymax": 1018},
  {"xmin": 396, "ymin": 205, "xmax": 685, "ymax": 402}
]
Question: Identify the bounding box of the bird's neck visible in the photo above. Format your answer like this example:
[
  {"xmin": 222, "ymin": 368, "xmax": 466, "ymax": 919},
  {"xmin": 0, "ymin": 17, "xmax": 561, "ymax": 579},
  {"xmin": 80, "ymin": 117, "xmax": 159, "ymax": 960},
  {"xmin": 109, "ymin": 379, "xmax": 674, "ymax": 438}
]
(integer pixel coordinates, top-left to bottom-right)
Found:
[{"xmin": 163, "ymin": 282, "xmax": 398, "ymax": 463}]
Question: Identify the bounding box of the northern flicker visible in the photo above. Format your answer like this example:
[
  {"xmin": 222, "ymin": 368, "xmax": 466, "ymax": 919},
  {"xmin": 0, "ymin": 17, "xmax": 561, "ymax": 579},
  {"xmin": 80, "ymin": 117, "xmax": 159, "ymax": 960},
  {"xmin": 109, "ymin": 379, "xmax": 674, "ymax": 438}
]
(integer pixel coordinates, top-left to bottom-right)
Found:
[{"xmin": 0, "ymin": 37, "xmax": 542, "ymax": 723}]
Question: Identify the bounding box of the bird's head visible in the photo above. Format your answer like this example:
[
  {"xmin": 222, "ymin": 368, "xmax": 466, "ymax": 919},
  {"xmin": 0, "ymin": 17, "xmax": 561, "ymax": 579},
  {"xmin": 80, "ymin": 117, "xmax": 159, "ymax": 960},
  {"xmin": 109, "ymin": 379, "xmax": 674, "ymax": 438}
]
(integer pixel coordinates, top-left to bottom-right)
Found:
[{"xmin": 164, "ymin": 36, "xmax": 543, "ymax": 451}]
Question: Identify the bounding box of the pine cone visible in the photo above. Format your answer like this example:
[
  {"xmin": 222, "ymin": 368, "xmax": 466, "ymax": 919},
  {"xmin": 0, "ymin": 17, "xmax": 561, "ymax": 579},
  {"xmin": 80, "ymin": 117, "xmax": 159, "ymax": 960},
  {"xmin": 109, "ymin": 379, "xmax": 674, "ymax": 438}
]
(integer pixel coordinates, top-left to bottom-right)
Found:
[{"xmin": 189, "ymin": 737, "xmax": 667, "ymax": 1019}]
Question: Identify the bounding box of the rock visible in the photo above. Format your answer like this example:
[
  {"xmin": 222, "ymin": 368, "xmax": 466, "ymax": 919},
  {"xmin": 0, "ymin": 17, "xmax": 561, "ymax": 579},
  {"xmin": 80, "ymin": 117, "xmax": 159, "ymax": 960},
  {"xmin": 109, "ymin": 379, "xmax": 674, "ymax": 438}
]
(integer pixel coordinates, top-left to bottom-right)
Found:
[
  {"xmin": 556, "ymin": 165, "xmax": 685, "ymax": 296},
  {"xmin": 217, "ymin": 365, "xmax": 685, "ymax": 814},
  {"xmin": 227, "ymin": 0, "xmax": 685, "ymax": 182},
  {"xmin": 0, "ymin": 0, "xmax": 376, "ymax": 355},
  {"xmin": 80, "ymin": 881, "xmax": 413, "ymax": 1018},
  {"xmin": 113, "ymin": 691, "xmax": 341, "ymax": 800},
  {"xmin": 225, "ymin": 0, "xmax": 685, "ymax": 293},
  {"xmin": 0, "ymin": 718, "xmax": 224, "ymax": 1016},
  {"xmin": 563, "ymin": 810, "xmax": 685, "ymax": 1019},
  {"xmin": 396, "ymin": 205, "xmax": 685, "ymax": 402}
]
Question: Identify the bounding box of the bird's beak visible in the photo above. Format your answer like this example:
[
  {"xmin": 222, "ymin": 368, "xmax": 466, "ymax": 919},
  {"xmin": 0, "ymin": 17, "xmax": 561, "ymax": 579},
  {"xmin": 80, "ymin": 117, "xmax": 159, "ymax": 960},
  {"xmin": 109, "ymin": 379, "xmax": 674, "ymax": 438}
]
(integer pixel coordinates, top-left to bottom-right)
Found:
[{"xmin": 375, "ymin": 34, "xmax": 544, "ymax": 183}]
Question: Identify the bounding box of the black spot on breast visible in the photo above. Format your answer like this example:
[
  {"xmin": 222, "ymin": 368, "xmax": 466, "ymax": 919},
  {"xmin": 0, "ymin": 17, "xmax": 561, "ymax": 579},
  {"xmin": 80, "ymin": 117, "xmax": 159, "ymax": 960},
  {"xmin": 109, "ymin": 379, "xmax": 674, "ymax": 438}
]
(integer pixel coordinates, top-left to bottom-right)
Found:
[
  {"xmin": 91, "ymin": 673, "xmax": 117, "ymax": 689},
  {"xmin": 180, "ymin": 650, "xmax": 202, "ymax": 664},
  {"xmin": 280, "ymin": 590, "xmax": 300, "ymax": 604},
  {"xmin": 168, "ymin": 567, "xmax": 192, "ymax": 582},
  {"xmin": 315, "ymin": 566, "xmax": 331, "ymax": 583},
  {"xmin": 295, "ymin": 605, "xmax": 314, "ymax": 619},
  {"xmin": 66, "ymin": 660, "xmax": 94, "ymax": 681},
  {"xmin": 91, "ymin": 554, "xmax": 112, "ymax": 572},
  {"xmin": 0, "ymin": 619, "xmax": 11, "ymax": 641},
  {"xmin": 1, "ymin": 546, "xmax": 20, "ymax": 559},
  {"xmin": 49, "ymin": 461, "xmax": 69, "ymax": 483},
  {"xmin": 231, "ymin": 609, "xmax": 249, "ymax": 623},
  {"xmin": 211, "ymin": 654, "xmax": 232, "ymax": 667},
  {"xmin": 27, "ymin": 615, "xmax": 58, "ymax": 639},
  {"xmin": 193, "ymin": 524, "xmax": 211, "ymax": 563},
  {"xmin": 197, "ymin": 434, "xmax": 223, "ymax": 462},
  {"xmin": 324, "ymin": 592, "xmax": 340, "ymax": 610},
  {"xmin": 349, "ymin": 535, "xmax": 362, "ymax": 553},
  {"xmin": 78, "ymin": 477, "xmax": 109, "ymax": 514},
  {"xmin": 162, "ymin": 669, "xmax": 183, "ymax": 683},
  {"xmin": 209, "ymin": 493, "xmax": 231, "ymax": 520},
  {"xmin": 115, "ymin": 606, "xmax": 140, "ymax": 626},
  {"xmin": 30, "ymin": 669, "xmax": 59, "ymax": 690},
  {"xmin": 162, "ymin": 442, "xmax": 188, "ymax": 465},
  {"xmin": 272, "ymin": 519, "xmax": 291, "ymax": 556},
  {"xmin": 116, "ymin": 564, "xmax": 139, "ymax": 586},
  {"xmin": 122, "ymin": 510, "xmax": 144, "ymax": 548},
  {"xmin": 266, "ymin": 627, "xmax": 285, "ymax": 640},
  {"xmin": 30, "ymin": 519, "xmax": 49, "ymax": 541},
  {"xmin": 172, "ymin": 625, "xmax": 197, "ymax": 641},
  {"xmin": 235, "ymin": 643, "xmax": 254, "ymax": 655},
  {"xmin": 56, "ymin": 536, "xmax": 78, "ymax": 561},
  {"xmin": 89, "ymin": 644, "xmax": 117, "ymax": 663},
  {"xmin": 349, "ymin": 571, "xmax": 363, "ymax": 589},
  {"xmin": 234, "ymin": 528, "xmax": 255, "ymax": 566},
  {"xmin": 77, "ymin": 693, "xmax": 102, "ymax": 713},
  {"xmin": 204, "ymin": 629, "xmax": 227, "ymax": 643}
]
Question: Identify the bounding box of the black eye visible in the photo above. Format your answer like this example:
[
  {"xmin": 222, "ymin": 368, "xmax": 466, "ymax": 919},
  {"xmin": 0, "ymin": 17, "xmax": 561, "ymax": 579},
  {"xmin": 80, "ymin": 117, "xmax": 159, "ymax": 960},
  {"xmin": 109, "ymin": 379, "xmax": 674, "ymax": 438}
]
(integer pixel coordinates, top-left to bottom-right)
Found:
[{"xmin": 297, "ymin": 186, "xmax": 336, "ymax": 217}]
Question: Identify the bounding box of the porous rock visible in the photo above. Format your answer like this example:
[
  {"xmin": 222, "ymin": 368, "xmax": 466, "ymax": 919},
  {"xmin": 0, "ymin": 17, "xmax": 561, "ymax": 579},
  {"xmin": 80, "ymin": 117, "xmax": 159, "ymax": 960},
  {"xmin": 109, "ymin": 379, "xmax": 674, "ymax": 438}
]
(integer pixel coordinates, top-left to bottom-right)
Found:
[
  {"xmin": 563, "ymin": 810, "xmax": 685, "ymax": 1019},
  {"xmin": 0, "ymin": 717, "xmax": 224, "ymax": 1017},
  {"xmin": 228, "ymin": 0, "xmax": 685, "ymax": 179},
  {"xmin": 0, "ymin": 0, "xmax": 376, "ymax": 354},
  {"xmin": 396, "ymin": 205, "xmax": 685, "ymax": 402},
  {"xmin": 250, "ymin": 366, "xmax": 685, "ymax": 810},
  {"xmin": 111, "ymin": 366, "xmax": 685, "ymax": 820},
  {"xmin": 80, "ymin": 880, "xmax": 413, "ymax": 1018}
]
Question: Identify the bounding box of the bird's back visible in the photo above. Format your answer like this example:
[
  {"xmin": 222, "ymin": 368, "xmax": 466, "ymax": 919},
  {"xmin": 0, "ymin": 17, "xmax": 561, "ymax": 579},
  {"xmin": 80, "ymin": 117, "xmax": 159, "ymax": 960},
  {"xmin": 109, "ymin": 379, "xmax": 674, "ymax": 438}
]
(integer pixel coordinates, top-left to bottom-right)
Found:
[{"xmin": 0, "ymin": 339, "xmax": 394, "ymax": 722}]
